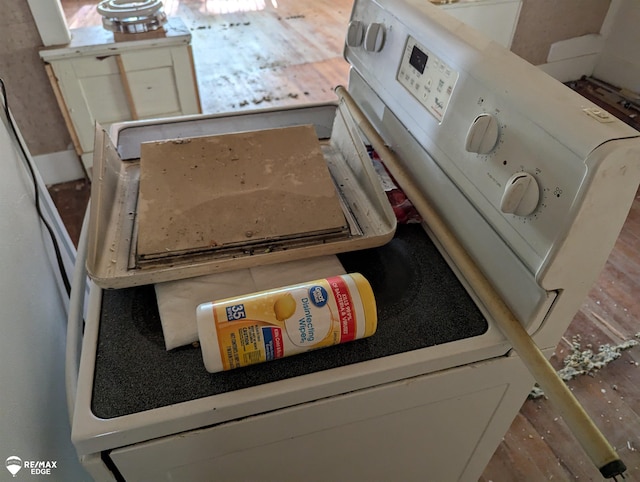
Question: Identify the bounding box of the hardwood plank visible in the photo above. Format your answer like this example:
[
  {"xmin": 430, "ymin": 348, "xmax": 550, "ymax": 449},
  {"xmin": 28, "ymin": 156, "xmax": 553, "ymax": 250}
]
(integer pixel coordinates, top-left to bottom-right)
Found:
[
  {"xmin": 47, "ymin": 179, "xmax": 91, "ymax": 247},
  {"xmin": 522, "ymin": 402, "xmax": 600, "ymax": 481},
  {"xmin": 481, "ymin": 412, "xmax": 575, "ymax": 481}
]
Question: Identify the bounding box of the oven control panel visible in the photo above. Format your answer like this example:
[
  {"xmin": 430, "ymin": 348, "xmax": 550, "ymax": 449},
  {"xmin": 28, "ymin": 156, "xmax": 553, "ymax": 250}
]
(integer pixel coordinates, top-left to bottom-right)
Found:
[
  {"xmin": 396, "ymin": 36, "xmax": 459, "ymax": 123},
  {"xmin": 344, "ymin": 0, "xmax": 638, "ymax": 279}
]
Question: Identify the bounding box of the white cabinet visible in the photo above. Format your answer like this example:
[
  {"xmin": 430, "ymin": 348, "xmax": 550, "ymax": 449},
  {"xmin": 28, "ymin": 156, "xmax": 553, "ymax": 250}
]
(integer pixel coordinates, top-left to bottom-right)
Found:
[
  {"xmin": 439, "ymin": 0, "xmax": 522, "ymax": 48},
  {"xmin": 40, "ymin": 18, "xmax": 201, "ymax": 173}
]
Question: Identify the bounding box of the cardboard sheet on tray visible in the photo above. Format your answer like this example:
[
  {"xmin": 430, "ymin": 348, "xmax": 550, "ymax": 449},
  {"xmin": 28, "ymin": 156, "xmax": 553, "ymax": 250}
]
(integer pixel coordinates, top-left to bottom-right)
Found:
[
  {"xmin": 136, "ymin": 125, "xmax": 349, "ymax": 262},
  {"xmin": 86, "ymin": 103, "xmax": 397, "ymax": 288}
]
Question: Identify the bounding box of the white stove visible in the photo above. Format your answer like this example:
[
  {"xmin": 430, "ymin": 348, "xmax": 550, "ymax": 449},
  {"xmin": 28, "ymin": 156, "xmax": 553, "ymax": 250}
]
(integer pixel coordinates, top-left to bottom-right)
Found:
[{"xmin": 69, "ymin": 1, "xmax": 640, "ymax": 480}]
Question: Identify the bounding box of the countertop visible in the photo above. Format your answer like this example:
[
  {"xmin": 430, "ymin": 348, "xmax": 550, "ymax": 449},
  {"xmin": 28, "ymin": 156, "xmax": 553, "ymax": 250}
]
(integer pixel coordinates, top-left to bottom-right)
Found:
[{"xmin": 39, "ymin": 17, "xmax": 191, "ymax": 61}]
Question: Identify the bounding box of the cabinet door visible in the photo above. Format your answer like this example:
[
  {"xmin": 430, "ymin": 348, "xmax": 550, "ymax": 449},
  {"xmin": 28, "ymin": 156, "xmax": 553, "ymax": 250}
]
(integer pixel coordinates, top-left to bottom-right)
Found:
[
  {"xmin": 50, "ymin": 56, "xmax": 132, "ymax": 153},
  {"xmin": 119, "ymin": 46, "xmax": 201, "ymax": 119}
]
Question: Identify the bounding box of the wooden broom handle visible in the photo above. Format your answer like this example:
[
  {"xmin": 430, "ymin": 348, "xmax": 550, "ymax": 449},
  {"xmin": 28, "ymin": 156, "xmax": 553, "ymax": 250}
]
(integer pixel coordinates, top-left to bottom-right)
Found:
[{"xmin": 334, "ymin": 85, "xmax": 626, "ymax": 479}]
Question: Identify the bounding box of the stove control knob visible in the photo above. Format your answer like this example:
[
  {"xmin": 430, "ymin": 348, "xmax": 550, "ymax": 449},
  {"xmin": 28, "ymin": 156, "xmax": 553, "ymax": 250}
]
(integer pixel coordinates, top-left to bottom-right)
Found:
[
  {"xmin": 346, "ymin": 20, "xmax": 365, "ymax": 47},
  {"xmin": 364, "ymin": 22, "xmax": 385, "ymax": 52},
  {"xmin": 500, "ymin": 172, "xmax": 540, "ymax": 216},
  {"xmin": 465, "ymin": 113, "xmax": 499, "ymax": 154}
]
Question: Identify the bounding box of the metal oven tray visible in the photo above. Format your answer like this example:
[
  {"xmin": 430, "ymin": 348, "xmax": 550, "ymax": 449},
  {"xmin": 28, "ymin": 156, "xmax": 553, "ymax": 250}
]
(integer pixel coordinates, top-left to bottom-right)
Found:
[{"xmin": 86, "ymin": 102, "xmax": 397, "ymax": 288}]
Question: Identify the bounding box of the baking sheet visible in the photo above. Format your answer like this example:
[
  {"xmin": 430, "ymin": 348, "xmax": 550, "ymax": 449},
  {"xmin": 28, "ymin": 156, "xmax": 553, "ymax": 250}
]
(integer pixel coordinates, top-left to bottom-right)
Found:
[{"xmin": 86, "ymin": 102, "xmax": 397, "ymax": 288}]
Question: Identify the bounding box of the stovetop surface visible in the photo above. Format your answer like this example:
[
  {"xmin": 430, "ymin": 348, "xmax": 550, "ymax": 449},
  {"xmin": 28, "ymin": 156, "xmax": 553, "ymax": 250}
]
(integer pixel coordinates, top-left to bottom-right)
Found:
[{"xmin": 92, "ymin": 224, "xmax": 488, "ymax": 419}]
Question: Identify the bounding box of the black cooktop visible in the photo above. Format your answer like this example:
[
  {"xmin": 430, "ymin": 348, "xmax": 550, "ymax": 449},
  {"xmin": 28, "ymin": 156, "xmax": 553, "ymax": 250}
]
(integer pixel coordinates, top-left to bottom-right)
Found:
[{"xmin": 92, "ymin": 224, "xmax": 488, "ymax": 418}]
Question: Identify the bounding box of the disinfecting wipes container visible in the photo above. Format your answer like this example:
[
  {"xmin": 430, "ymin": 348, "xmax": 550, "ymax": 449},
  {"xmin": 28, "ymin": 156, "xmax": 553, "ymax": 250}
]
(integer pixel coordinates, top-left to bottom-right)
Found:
[{"xmin": 196, "ymin": 273, "xmax": 377, "ymax": 372}]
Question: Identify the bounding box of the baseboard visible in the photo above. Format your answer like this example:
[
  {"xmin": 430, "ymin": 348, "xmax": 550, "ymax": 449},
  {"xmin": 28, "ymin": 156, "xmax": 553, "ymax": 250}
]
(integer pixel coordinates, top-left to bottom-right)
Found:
[
  {"xmin": 33, "ymin": 149, "xmax": 85, "ymax": 186},
  {"xmin": 547, "ymin": 34, "xmax": 604, "ymax": 63}
]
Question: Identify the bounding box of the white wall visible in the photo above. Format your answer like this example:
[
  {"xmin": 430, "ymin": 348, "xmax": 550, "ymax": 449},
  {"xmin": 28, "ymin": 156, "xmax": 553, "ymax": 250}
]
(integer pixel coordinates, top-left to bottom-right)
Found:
[
  {"xmin": 593, "ymin": 1, "xmax": 640, "ymax": 92},
  {"xmin": 536, "ymin": 1, "xmax": 640, "ymax": 88},
  {"xmin": 27, "ymin": 0, "xmax": 71, "ymax": 46},
  {"xmin": 0, "ymin": 108, "xmax": 88, "ymax": 480}
]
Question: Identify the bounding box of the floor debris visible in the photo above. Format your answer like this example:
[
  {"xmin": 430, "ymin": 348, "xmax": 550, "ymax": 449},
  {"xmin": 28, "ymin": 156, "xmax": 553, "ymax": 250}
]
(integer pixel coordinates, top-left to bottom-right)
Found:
[{"xmin": 529, "ymin": 333, "xmax": 640, "ymax": 399}]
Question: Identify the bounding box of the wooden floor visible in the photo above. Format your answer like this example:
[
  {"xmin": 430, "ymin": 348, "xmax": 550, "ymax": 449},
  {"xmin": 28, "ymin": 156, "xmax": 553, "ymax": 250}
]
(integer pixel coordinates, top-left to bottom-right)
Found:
[
  {"xmin": 62, "ymin": 0, "xmax": 351, "ymax": 114},
  {"xmin": 57, "ymin": 1, "xmax": 640, "ymax": 480},
  {"xmin": 481, "ymin": 185, "xmax": 640, "ymax": 482}
]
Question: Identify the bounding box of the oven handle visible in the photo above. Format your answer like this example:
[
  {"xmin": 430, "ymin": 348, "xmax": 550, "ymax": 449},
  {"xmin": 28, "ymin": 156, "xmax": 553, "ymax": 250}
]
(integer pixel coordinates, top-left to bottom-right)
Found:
[
  {"xmin": 334, "ymin": 85, "xmax": 626, "ymax": 480},
  {"xmin": 66, "ymin": 202, "xmax": 90, "ymax": 425}
]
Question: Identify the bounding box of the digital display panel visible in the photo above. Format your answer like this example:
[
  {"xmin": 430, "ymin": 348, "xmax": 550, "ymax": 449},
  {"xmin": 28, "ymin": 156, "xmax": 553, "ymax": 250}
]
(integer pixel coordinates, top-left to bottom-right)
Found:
[
  {"xmin": 398, "ymin": 36, "xmax": 459, "ymax": 123},
  {"xmin": 409, "ymin": 45, "xmax": 428, "ymax": 74}
]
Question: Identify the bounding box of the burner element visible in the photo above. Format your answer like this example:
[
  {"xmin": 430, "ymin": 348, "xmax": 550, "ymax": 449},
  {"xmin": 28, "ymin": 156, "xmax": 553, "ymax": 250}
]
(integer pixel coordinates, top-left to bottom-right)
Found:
[{"xmin": 97, "ymin": 0, "xmax": 167, "ymax": 34}]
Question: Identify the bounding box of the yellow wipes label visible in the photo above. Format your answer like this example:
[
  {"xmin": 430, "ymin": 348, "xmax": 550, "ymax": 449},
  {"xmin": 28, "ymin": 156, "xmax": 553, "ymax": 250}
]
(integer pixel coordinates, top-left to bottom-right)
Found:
[{"xmin": 210, "ymin": 276, "xmax": 362, "ymax": 370}]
